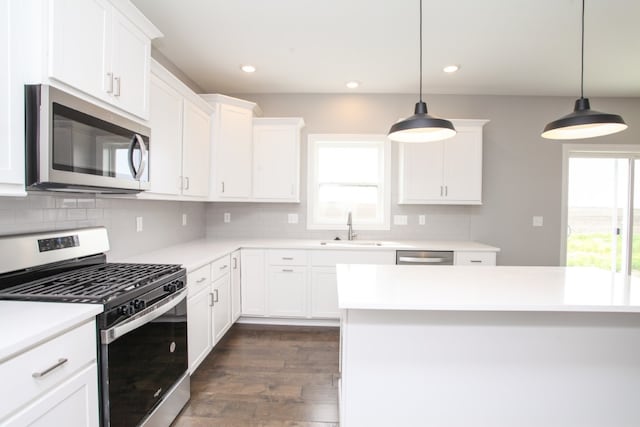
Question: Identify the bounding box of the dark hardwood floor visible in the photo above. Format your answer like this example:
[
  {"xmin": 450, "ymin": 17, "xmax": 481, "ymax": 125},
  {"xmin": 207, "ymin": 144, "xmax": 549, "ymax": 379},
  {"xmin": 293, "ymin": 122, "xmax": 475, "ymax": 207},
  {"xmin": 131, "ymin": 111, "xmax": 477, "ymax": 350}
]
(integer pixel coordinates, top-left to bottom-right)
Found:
[{"xmin": 171, "ymin": 324, "xmax": 340, "ymax": 427}]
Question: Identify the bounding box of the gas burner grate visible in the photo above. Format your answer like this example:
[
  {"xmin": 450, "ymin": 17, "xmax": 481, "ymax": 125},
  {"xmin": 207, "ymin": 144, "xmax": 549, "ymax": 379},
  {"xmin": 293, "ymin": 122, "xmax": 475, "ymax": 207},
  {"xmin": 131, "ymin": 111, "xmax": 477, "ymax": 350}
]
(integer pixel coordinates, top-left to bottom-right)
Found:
[{"xmin": 0, "ymin": 263, "xmax": 182, "ymax": 304}]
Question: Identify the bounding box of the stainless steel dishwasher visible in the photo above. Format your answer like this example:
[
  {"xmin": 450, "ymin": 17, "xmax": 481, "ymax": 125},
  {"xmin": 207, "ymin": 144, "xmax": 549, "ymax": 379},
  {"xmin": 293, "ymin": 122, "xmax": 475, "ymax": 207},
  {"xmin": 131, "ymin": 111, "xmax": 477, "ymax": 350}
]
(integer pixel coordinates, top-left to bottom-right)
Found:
[{"xmin": 396, "ymin": 250, "xmax": 454, "ymax": 265}]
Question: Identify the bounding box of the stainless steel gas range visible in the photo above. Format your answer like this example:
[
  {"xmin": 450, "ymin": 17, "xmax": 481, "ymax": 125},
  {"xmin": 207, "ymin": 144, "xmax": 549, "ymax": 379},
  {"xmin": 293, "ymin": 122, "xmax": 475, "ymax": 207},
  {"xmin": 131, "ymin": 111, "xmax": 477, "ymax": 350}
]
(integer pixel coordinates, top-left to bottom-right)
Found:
[{"xmin": 0, "ymin": 227, "xmax": 189, "ymax": 427}]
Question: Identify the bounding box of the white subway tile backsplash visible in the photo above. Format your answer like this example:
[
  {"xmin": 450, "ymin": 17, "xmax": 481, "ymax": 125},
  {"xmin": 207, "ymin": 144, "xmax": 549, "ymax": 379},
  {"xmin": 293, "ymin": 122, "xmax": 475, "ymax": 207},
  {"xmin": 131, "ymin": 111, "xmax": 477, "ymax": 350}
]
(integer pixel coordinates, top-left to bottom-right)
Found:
[
  {"xmin": 56, "ymin": 198, "xmax": 77, "ymax": 208},
  {"xmin": 15, "ymin": 209, "xmax": 44, "ymax": 224},
  {"xmin": 87, "ymin": 208, "xmax": 103, "ymax": 219},
  {"xmin": 67, "ymin": 209, "xmax": 87, "ymax": 220},
  {"xmin": 0, "ymin": 210, "xmax": 14, "ymax": 225},
  {"xmin": 76, "ymin": 198, "xmax": 96, "ymax": 208}
]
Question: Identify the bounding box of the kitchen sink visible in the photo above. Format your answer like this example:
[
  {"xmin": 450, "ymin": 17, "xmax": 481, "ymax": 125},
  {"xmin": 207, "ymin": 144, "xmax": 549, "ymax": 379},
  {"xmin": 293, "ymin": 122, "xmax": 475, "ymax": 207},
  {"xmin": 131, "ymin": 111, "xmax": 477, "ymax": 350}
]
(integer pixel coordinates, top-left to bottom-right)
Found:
[{"xmin": 320, "ymin": 240, "xmax": 385, "ymax": 247}]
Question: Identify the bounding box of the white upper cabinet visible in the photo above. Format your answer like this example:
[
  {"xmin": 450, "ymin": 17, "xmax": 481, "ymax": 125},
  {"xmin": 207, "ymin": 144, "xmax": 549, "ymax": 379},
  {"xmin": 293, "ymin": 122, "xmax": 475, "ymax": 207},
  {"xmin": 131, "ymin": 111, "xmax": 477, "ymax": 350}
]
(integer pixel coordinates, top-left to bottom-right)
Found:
[
  {"xmin": 146, "ymin": 60, "xmax": 211, "ymax": 199},
  {"xmin": 48, "ymin": 0, "xmax": 160, "ymax": 119},
  {"xmin": 203, "ymin": 94, "xmax": 257, "ymax": 200},
  {"xmin": 252, "ymin": 118, "xmax": 304, "ymax": 202},
  {"xmin": 0, "ymin": 0, "xmax": 26, "ymax": 196},
  {"xmin": 182, "ymin": 99, "xmax": 211, "ymax": 197},
  {"xmin": 398, "ymin": 119, "xmax": 488, "ymax": 204}
]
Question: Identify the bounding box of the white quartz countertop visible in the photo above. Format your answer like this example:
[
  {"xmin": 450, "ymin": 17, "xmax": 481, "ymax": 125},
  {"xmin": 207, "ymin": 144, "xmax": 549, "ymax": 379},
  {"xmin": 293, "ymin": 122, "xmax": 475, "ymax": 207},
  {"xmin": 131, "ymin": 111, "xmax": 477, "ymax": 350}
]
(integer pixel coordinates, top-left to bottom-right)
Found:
[
  {"xmin": 0, "ymin": 301, "xmax": 102, "ymax": 363},
  {"xmin": 116, "ymin": 238, "xmax": 499, "ymax": 272},
  {"xmin": 336, "ymin": 264, "xmax": 640, "ymax": 313}
]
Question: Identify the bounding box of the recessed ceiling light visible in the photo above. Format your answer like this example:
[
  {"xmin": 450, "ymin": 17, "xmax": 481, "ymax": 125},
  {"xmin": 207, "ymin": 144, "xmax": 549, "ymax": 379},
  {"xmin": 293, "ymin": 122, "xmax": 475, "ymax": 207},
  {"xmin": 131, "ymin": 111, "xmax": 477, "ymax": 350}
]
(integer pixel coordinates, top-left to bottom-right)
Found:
[
  {"xmin": 346, "ymin": 81, "xmax": 360, "ymax": 89},
  {"xmin": 241, "ymin": 65, "xmax": 256, "ymax": 73},
  {"xmin": 443, "ymin": 65, "xmax": 459, "ymax": 73}
]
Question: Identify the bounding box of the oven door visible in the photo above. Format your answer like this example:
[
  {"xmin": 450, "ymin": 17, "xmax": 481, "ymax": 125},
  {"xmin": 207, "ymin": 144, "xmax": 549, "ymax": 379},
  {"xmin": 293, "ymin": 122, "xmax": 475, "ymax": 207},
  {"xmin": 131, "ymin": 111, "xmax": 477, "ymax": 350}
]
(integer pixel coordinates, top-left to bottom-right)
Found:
[{"xmin": 100, "ymin": 290, "xmax": 187, "ymax": 427}]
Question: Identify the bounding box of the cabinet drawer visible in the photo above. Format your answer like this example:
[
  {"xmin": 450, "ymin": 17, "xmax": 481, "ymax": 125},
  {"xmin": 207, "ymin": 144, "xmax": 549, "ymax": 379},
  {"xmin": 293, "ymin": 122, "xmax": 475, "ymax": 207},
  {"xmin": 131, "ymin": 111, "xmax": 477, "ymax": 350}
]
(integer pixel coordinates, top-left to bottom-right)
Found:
[
  {"xmin": 0, "ymin": 320, "xmax": 97, "ymax": 421},
  {"xmin": 455, "ymin": 251, "xmax": 496, "ymax": 266},
  {"xmin": 268, "ymin": 250, "xmax": 308, "ymax": 266},
  {"xmin": 211, "ymin": 255, "xmax": 231, "ymax": 281},
  {"xmin": 187, "ymin": 264, "xmax": 211, "ymax": 295},
  {"xmin": 310, "ymin": 250, "xmax": 395, "ymax": 266}
]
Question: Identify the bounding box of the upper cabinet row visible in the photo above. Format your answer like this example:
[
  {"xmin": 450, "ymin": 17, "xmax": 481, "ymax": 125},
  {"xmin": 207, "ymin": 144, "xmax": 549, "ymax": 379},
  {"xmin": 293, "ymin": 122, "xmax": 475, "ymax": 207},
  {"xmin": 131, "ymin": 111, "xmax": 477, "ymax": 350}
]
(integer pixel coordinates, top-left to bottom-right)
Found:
[
  {"xmin": 398, "ymin": 119, "xmax": 488, "ymax": 205},
  {"xmin": 49, "ymin": 0, "xmax": 161, "ymax": 120},
  {"xmin": 202, "ymin": 94, "xmax": 305, "ymax": 203}
]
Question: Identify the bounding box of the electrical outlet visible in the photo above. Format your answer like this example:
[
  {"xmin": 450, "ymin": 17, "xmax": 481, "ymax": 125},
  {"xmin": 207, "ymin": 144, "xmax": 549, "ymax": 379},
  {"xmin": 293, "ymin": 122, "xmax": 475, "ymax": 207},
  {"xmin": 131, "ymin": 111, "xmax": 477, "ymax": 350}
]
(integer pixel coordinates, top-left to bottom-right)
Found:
[
  {"xmin": 393, "ymin": 215, "xmax": 408, "ymax": 225},
  {"xmin": 224, "ymin": 212, "xmax": 231, "ymax": 223},
  {"xmin": 288, "ymin": 213, "xmax": 299, "ymax": 224},
  {"xmin": 136, "ymin": 216, "xmax": 143, "ymax": 232},
  {"xmin": 182, "ymin": 213, "xmax": 187, "ymax": 226},
  {"xmin": 533, "ymin": 216, "xmax": 544, "ymax": 227},
  {"xmin": 418, "ymin": 215, "xmax": 426, "ymax": 225}
]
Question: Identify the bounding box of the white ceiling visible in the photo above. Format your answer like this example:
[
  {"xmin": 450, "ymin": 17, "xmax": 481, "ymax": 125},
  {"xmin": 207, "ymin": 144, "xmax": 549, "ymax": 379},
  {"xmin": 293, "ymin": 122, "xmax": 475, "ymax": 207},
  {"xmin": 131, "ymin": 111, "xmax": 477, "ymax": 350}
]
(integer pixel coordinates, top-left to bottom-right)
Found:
[{"xmin": 131, "ymin": 0, "xmax": 640, "ymax": 97}]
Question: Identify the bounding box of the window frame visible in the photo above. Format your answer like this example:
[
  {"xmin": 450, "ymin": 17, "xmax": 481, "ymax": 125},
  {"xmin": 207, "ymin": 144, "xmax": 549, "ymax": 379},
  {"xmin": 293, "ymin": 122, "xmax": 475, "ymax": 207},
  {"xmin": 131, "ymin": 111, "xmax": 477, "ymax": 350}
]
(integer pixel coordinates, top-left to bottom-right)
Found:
[{"xmin": 306, "ymin": 134, "xmax": 391, "ymax": 231}]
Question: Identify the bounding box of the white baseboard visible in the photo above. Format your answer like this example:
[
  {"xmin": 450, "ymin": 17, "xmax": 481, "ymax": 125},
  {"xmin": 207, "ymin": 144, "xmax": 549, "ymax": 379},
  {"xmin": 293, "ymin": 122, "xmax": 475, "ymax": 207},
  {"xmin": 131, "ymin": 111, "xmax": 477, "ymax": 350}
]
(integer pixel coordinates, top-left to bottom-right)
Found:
[{"xmin": 236, "ymin": 316, "xmax": 339, "ymax": 327}]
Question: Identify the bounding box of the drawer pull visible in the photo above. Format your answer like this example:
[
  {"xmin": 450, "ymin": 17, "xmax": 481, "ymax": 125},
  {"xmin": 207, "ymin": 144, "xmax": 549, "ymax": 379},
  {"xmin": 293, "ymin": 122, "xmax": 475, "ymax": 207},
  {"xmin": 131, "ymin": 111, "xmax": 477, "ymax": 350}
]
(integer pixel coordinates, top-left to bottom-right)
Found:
[
  {"xmin": 196, "ymin": 277, "xmax": 207, "ymax": 284},
  {"xmin": 282, "ymin": 269, "xmax": 294, "ymax": 272},
  {"xmin": 282, "ymin": 257, "xmax": 294, "ymax": 261},
  {"xmin": 32, "ymin": 358, "xmax": 68, "ymax": 378},
  {"xmin": 470, "ymin": 260, "xmax": 482, "ymax": 263}
]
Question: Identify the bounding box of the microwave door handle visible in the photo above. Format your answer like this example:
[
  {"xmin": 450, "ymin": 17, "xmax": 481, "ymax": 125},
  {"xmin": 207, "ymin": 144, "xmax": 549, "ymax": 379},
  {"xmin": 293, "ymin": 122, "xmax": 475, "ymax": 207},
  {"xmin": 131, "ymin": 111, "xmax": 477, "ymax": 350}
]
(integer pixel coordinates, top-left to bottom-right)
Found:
[{"xmin": 128, "ymin": 134, "xmax": 147, "ymax": 181}]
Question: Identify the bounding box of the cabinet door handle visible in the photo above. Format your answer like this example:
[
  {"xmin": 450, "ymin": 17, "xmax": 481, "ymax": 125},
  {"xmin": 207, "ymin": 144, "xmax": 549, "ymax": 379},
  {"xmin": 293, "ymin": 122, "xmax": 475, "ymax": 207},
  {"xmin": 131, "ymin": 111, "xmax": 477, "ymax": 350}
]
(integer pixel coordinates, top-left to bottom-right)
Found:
[
  {"xmin": 221, "ymin": 182, "xmax": 225, "ymax": 193},
  {"xmin": 445, "ymin": 186, "xmax": 448, "ymax": 197},
  {"xmin": 233, "ymin": 257, "xmax": 238, "ymax": 269},
  {"xmin": 282, "ymin": 257, "xmax": 294, "ymax": 261},
  {"xmin": 184, "ymin": 176, "xmax": 190, "ymax": 190},
  {"xmin": 213, "ymin": 289, "xmax": 219, "ymax": 303},
  {"xmin": 106, "ymin": 72, "xmax": 114, "ymax": 94},
  {"xmin": 219, "ymin": 264, "xmax": 228, "ymax": 270},
  {"xmin": 114, "ymin": 76, "xmax": 121, "ymax": 97},
  {"xmin": 32, "ymin": 358, "xmax": 68, "ymax": 378},
  {"xmin": 209, "ymin": 292, "xmax": 215, "ymax": 307},
  {"xmin": 440, "ymin": 186, "xmax": 443, "ymax": 197},
  {"xmin": 196, "ymin": 277, "xmax": 207, "ymax": 284},
  {"xmin": 282, "ymin": 268, "xmax": 294, "ymax": 272}
]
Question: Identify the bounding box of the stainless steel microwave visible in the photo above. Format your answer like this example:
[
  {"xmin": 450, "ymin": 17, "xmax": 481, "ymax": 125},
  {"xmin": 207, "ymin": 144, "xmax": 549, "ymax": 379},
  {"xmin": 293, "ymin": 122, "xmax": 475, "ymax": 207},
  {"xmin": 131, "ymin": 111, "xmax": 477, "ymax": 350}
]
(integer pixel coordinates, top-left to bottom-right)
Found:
[{"xmin": 25, "ymin": 84, "xmax": 150, "ymax": 193}]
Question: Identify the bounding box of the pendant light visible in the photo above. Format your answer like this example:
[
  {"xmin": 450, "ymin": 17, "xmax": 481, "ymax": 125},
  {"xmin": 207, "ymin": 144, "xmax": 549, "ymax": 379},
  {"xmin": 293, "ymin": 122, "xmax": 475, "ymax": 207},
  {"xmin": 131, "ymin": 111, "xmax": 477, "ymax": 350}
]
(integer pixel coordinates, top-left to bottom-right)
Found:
[
  {"xmin": 388, "ymin": 0, "xmax": 456, "ymax": 143},
  {"xmin": 541, "ymin": 0, "xmax": 627, "ymax": 140}
]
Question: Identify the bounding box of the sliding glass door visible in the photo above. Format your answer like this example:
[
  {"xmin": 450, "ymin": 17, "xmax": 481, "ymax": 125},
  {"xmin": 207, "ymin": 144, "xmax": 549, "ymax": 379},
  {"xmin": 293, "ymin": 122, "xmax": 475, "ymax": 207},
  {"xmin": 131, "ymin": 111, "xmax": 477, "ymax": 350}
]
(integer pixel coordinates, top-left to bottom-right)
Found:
[{"xmin": 564, "ymin": 148, "xmax": 639, "ymax": 275}]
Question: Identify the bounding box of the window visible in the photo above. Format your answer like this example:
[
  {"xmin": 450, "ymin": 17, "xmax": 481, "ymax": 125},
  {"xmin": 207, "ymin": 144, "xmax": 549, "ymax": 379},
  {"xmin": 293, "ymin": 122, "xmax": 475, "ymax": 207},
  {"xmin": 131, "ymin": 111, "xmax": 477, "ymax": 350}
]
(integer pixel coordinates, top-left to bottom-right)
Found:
[
  {"xmin": 307, "ymin": 134, "xmax": 390, "ymax": 230},
  {"xmin": 562, "ymin": 144, "xmax": 640, "ymax": 276}
]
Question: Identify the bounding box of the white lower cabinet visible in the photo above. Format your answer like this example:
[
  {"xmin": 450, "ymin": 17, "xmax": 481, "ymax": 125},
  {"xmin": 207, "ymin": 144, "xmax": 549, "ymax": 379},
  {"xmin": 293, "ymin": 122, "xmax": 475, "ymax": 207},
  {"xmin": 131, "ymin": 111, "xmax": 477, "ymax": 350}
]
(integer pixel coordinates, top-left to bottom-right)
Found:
[
  {"xmin": 454, "ymin": 251, "xmax": 497, "ymax": 266},
  {"xmin": 186, "ymin": 255, "xmax": 235, "ymax": 374},
  {"xmin": 310, "ymin": 267, "xmax": 339, "ymax": 318},
  {"xmin": 3, "ymin": 364, "xmax": 99, "ymax": 427},
  {"xmin": 212, "ymin": 273, "xmax": 231, "ymax": 343},
  {"xmin": 0, "ymin": 321, "xmax": 99, "ymax": 426},
  {"xmin": 231, "ymin": 250, "xmax": 241, "ymax": 322},
  {"xmin": 267, "ymin": 266, "xmax": 307, "ymax": 317},
  {"xmin": 240, "ymin": 249, "xmax": 267, "ymax": 316}
]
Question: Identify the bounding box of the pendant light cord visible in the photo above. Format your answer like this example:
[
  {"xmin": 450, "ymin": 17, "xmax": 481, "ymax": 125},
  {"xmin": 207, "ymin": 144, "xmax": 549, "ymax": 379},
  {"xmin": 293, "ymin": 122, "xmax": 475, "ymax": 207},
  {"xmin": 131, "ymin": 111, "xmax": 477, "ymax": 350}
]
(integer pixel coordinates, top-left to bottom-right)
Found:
[
  {"xmin": 580, "ymin": 0, "xmax": 584, "ymax": 99},
  {"xmin": 419, "ymin": 0, "xmax": 423, "ymax": 103}
]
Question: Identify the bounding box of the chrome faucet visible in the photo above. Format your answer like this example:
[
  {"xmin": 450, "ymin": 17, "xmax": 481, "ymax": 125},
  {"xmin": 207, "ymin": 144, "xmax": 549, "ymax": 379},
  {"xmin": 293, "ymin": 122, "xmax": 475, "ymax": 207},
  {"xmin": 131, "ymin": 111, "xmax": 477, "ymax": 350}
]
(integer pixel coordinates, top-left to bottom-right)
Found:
[{"xmin": 347, "ymin": 211, "xmax": 357, "ymax": 240}]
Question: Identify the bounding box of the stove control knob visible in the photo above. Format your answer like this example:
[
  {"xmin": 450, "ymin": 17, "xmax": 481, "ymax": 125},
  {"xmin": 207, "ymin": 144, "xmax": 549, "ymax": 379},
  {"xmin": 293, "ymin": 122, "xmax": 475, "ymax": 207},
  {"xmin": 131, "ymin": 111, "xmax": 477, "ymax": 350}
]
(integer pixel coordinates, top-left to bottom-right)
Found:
[
  {"xmin": 118, "ymin": 305, "xmax": 133, "ymax": 316},
  {"xmin": 133, "ymin": 299, "xmax": 146, "ymax": 311},
  {"xmin": 164, "ymin": 283, "xmax": 177, "ymax": 293}
]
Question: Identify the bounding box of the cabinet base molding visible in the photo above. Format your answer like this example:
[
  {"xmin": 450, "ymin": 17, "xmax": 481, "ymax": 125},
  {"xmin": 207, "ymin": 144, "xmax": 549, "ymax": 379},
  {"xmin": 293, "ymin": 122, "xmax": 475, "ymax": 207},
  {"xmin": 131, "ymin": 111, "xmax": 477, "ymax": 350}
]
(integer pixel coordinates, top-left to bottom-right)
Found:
[{"xmin": 237, "ymin": 316, "xmax": 339, "ymax": 328}]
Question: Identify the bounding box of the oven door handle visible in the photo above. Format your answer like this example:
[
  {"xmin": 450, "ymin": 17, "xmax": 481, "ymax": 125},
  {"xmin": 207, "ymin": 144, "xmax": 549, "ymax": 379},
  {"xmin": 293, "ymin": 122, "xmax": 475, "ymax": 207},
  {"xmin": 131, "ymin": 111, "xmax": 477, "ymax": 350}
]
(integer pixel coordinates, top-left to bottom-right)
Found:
[
  {"xmin": 398, "ymin": 256, "xmax": 446, "ymax": 263},
  {"xmin": 101, "ymin": 289, "xmax": 186, "ymax": 345}
]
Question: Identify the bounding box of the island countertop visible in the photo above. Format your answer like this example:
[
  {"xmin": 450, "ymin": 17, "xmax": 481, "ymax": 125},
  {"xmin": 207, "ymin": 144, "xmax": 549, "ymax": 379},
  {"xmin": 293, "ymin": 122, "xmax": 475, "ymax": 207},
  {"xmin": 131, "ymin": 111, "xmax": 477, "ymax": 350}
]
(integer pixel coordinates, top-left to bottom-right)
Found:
[{"xmin": 336, "ymin": 264, "xmax": 640, "ymax": 313}]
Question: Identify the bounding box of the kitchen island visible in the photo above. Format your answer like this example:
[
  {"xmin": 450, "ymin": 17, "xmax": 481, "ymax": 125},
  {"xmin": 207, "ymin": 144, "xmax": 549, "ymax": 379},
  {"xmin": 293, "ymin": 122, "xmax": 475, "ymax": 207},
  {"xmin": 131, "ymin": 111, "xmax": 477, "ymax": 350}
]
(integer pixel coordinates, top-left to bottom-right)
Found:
[{"xmin": 337, "ymin": 265, "xmax": 640, "ymax": 427}]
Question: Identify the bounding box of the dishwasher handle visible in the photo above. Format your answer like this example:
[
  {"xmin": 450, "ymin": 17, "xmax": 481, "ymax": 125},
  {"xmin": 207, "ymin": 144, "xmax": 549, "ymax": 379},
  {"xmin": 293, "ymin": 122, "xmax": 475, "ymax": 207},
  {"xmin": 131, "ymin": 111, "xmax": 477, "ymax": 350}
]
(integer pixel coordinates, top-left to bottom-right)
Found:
[{"xmin": 398, "ymin": 256, "xmax": 446, "ymax": 264}]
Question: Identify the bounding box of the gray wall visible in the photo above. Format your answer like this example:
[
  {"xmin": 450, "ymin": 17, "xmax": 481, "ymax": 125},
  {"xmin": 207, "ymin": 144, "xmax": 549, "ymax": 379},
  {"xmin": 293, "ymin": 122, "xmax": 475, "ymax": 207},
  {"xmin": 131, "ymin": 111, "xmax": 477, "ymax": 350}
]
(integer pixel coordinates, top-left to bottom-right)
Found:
[
  {"xmin": 206, "ymin": 93, "xmax": 640, "ymax": 266},
  {"xmin": 0, "ymin": 194, "xmax": 206, "ymax": 260}
]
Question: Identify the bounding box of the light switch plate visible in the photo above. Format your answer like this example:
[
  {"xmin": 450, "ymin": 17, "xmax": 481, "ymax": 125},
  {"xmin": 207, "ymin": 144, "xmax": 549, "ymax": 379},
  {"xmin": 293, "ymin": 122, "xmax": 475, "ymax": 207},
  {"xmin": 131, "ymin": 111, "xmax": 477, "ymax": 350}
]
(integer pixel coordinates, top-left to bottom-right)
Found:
[
  {"xmin": 288, "ymin": 213, "xmax": 299, "ymax": 224},
  {"xmin": 224, "ymin": 213, "xmax": 231, "ymax": 223},
  {"xmin": 393, "ymin": 215, "xmax": 408, "ymax": 225},
  {"xmin": 182, "ymin": 213, "xmax": 187, "ymax": 226},
  {"xmin": 533, "ymin": 216, "xmax": 543, "ymax": 227},
  {"xmin": 136, "ymin": 216, "xmax": 143, "ymax": 232},
  {"xmin": 418, "ymin": 215, "xmax": 426, "ymax": 225}
]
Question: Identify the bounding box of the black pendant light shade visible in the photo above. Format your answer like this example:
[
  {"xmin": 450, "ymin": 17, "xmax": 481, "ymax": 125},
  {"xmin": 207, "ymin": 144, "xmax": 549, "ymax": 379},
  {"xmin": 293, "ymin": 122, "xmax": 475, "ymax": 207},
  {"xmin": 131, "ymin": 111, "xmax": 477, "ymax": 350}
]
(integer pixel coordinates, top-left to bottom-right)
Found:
[
  {"xmin": 542, "ymin": 98, "xmax": 627, "ymax": 140},
  {"xmin": 542, "ymin": 0, "xmax": 627, "ymax": 140},
  {"xmin": 389, "ymin": 101, "xmax": 456, "ymax": 143},
  {"xmin": 388, "ymin": 0, "xmax": 456, "ymax": 143}
]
